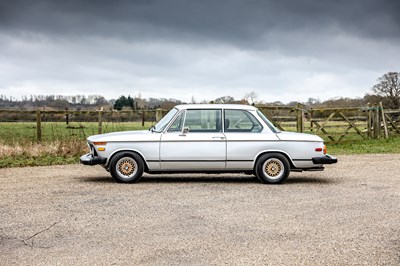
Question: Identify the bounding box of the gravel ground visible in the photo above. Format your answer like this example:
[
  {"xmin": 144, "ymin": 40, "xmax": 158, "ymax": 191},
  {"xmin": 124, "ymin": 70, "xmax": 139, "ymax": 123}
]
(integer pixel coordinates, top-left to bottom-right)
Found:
[{"xmin": 0, "ymin": 154, "xmax": 399, "ymax": 265}]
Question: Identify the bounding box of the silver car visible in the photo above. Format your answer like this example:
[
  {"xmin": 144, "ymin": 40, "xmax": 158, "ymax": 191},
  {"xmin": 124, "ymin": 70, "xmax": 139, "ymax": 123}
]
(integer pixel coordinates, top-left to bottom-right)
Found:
[{"xmin": 80, "ymin": 104, "xmax": 337, "ymax": 184}]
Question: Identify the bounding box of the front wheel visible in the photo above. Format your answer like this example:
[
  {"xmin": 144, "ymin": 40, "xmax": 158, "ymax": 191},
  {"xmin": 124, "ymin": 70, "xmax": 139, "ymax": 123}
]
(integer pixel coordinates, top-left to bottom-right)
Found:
[
  {"xmin": 255, "ymin": 153, "xmax": 290, "ymax": 184},
  {"xmin": 109, "ymin": 152, "xmax": 144, "ymax": 183}
]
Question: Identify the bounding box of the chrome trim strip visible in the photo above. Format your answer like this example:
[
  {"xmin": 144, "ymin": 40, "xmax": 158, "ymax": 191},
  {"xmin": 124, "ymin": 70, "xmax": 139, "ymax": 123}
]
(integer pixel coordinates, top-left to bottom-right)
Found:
[{"xmin": 154, "ymin": 160, "xmax": 254, "ymax": 162}]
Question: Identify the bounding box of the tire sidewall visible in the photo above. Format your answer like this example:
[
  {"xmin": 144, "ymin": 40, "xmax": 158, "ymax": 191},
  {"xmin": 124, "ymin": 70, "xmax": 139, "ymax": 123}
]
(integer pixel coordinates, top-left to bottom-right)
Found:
[
  {"xmin": 109, "ymin": 152, "xmax": 144, "ymax": 183},
  {"xmin": 256, "ymin": 153, "xmax": 290, "ymax": 184}
]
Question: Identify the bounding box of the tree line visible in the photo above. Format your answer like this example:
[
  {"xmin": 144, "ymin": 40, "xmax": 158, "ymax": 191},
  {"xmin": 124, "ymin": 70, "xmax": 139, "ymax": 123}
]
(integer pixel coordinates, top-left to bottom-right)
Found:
[
  {"xmin": 0, "ymin": 72, "xmax": 399, "ymax": 110},
  {"xmin": 0, "ymin": 94, "xmax": 184, "ymax": 111}
]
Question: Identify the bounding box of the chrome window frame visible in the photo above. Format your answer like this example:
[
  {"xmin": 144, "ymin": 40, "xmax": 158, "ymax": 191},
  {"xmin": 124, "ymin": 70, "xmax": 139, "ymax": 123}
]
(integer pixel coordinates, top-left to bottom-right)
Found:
[
  {"xmin": 182, "ymin": 109, "xmax": 223, "ymax": 133},
  {"xmin": 223, "ymin": 109, "xmax": 264, "ymax": 133}
]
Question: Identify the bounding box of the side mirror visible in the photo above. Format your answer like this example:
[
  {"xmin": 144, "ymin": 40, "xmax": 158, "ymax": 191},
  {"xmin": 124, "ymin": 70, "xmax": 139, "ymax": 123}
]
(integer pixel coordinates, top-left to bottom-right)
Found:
[{"xmin": 180, "ymin": 127, "xmax": 189, "ymax": 136}]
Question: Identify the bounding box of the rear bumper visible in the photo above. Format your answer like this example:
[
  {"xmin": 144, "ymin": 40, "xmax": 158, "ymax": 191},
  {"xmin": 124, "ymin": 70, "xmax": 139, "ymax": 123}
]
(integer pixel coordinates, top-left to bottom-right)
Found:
[
  {"xmin": 80, "ymin": 153, "xmax": 107, "ymax": 166},
  {"xmin": 312, "ymin": 155, "xmax": 338, "ymax": 165}
]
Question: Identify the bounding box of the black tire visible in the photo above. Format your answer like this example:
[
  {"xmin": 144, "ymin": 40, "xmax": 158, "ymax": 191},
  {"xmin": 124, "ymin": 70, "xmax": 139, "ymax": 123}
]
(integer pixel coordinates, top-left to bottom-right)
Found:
[
  {"xmin": 109, "ymin": 152, "xmax": 144, "ymax": 183},
  {"xmin": 255, "ymin": 153, "xmax": 290, "ymax": 184}
]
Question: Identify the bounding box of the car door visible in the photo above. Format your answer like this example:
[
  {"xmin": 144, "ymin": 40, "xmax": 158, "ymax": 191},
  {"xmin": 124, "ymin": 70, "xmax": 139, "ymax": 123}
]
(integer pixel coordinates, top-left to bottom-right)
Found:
[
  {"xmin": 160, "ymin": 109, "xmax": 226, "ymax": 170},
  {"xmin": 224, "ymin": 109, "xmax": 280, "ymax": 170}
]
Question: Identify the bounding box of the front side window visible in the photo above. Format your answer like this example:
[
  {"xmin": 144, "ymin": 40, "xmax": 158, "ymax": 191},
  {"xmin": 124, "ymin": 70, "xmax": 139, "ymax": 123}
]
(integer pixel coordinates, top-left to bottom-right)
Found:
[
  {"xmin": 224, "ymin": 109, "xmax": 263, "ymax": 132},
  {"xmin": 153, "ymin": 108, "xmax": 178, "ymax": 132},
  {"xmin": 183, "ymin": 109, "xmax": 222, "ymax": 132},
  {"xmin": 168, "ymin": 111, "xmax": 185, "ymax": 132}
]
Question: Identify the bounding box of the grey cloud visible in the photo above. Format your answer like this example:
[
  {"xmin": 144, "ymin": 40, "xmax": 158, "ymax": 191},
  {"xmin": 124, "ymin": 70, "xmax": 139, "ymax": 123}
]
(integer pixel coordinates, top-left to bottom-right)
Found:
[
  {"xmin": 1, "ymin": 0, "xmax": 399, "ymax": 103},
  {"xmin": 1, "ymin": 0, "xmax": 399, "ymax": 45}
]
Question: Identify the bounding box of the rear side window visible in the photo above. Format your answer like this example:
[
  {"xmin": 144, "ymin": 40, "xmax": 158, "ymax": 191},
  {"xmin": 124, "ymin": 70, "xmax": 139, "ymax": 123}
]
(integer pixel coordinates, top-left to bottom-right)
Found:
[
  {"xmin": 257, "ymin": 110, "xmax": 280, "ymax": 133},
  {"xmin": 184, "ymin": 109, "xmax": 222, "ymax": 132},
  {"xmin": 224, "ymin": 109, "xmax": 263, "ymax": 132}
]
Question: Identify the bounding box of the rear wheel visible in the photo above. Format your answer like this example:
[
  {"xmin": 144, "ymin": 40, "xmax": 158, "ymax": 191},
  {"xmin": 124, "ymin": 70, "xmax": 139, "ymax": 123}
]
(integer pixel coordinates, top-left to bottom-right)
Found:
[
  {"xmin": 109, "ymin": 152, "xmax": 144, "ymax": 183},
  {"xmin": 255, "ymin": 153, "xmax": 290, "ymax": 184}
]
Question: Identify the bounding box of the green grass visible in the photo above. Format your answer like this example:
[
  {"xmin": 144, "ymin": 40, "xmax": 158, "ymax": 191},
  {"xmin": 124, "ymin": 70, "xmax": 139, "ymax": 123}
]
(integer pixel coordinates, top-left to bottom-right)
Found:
[
  {"xmin": 0, "ymin": 154, "xmax": 79, "ymax": 168},
  {"xmin": 0, "ymin": 121, "xmax": 153, "ymax": 168},
  {"xmin": 327, "ymin": 135, "xmax": 400, "ymax": 155},
  {"xmin": 0, "ymin": 121, "xmax": 153, "ymax": 144}
]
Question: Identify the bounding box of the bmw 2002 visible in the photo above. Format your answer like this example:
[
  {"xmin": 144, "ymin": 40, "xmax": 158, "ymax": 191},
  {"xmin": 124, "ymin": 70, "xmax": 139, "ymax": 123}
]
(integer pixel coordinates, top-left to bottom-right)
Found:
[{"xmin": 80, "ymin": 104, "xmax": 337, "ymax": 184}]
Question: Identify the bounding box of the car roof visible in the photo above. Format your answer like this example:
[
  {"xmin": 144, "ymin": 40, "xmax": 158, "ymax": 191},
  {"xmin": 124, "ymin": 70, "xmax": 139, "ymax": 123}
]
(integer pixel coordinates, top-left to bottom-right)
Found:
[{"xmin": 175, "ymin": 104, "xmax": 257, "ymax": 111}]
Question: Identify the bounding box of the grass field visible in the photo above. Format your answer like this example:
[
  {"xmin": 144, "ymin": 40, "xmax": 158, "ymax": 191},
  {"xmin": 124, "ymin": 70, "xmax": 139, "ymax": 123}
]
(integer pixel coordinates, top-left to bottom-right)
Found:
[
  {"xmin": 0, "ymin": 121, "xmax": 154, "ymax": 143},
  {"xmin": 0, "ymin": 122, "xmax": 153, "ymax": 167},
  {"xmin": 328, "ymin": 136, "xmax": 400, "ymax": 154},
  {"xmin": 1, "ymin": 121, "xmax": 400, "ymax": 168}
]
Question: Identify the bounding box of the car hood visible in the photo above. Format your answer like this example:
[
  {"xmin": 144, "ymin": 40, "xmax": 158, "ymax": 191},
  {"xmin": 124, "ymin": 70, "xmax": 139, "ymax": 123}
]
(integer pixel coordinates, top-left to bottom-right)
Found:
[
  {"xmin": 276, "ymin": 131, "xmax": 323, "ymax": 142},
  {"xmin": 87, "ymin": 130, "xmax": 159, "ymax": 142}
]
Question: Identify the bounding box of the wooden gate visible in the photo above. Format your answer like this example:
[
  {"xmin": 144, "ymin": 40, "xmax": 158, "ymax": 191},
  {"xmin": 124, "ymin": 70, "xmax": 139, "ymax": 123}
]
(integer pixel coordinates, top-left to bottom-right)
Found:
[{"xmin": 257, "ymin": 102, "xmax": 400, "ymax": 143}]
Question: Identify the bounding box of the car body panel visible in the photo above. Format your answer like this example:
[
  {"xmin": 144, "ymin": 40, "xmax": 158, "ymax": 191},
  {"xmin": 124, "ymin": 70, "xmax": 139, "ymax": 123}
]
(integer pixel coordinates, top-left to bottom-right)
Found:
[
  {"xmin": 160, "ymin": 132, "xmax": 226, "ymax": 170},
  {"xmin": 87, "ymin": 130, "xmax": 161, "ymax": 168}
]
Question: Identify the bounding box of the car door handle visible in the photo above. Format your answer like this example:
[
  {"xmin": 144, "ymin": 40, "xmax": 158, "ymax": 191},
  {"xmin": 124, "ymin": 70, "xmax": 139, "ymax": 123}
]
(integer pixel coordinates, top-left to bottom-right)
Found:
[{"xmin": 212, "ymin": 136, "xmax": 226, "ymax": 139}]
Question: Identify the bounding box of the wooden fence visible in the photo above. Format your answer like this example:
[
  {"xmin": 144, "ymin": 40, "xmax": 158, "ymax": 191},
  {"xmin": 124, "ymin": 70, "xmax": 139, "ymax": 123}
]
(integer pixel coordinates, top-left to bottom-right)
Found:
[
  {"xmin": 0, "ymin": 103, "xmax": 399, "ymax": 143},
  {"xmin": 257, "ymin": 102, "xmax": 400, "ymax": 143},
  {"xmin": 0, "ymin": 109, "xmax": 165, "ymax": 142}
]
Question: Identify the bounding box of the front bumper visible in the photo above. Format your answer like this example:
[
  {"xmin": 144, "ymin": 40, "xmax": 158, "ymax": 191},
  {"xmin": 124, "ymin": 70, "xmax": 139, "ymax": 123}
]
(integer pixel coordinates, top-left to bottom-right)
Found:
[
  {"xmin": 80, "ymin": 153, "xmax": 107, "ymax": 166},
  {"xmin": 312, "ymin": 154, "xmax": 338, "ymax": 165}
]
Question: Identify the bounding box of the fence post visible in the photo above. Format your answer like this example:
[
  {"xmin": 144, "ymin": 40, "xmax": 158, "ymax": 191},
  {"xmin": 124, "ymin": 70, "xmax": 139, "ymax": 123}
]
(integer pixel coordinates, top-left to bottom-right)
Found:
[
  {"xmin": 296, "ymin": 103, "xmax": 304, "ymax": 133},
  {"xmin": 142, "ymin": 111, "xmax": 145, "ymax": 127},
  {"xmin": 156, "ymin": 108, "xmax": 163, "ymax": 122},
  {"xmin": 310, "ymin": 108, "xmax": 314, "ymax": 132},
  {"xmin": 98, "ymin": 107, "xmax": 103, "ymax": 134},
  {"xmin": 380, "ymin": 102, "xmax": 389, "ymax": 139},
  {"xmin": 65, "ymin": 107, "xmax": 69, "ymax": 125},
  {"xmin": 36, "ymin": 110, "xmax": 42, "ymax": 142},
  {"xmin": 373, "ymin": 104, "xmax": 380, "ymax": 139},
  {"xmin": 367, "ymin": 104, "xmax": 372, "ymax": 138}
]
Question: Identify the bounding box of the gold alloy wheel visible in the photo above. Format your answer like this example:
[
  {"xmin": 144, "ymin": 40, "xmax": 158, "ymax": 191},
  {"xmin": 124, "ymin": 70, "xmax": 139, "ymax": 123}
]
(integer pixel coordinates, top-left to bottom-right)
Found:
[
  {"xmin": 263, "ymin": 158, "xmax": 284, "ymax": 180},
  {"xmin": 116, "ymin": 157, "xmax": 138, "ymax": 178}
]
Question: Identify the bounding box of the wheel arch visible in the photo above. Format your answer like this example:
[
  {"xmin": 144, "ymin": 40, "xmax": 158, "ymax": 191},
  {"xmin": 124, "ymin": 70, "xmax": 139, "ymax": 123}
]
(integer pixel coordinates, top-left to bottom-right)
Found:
[
  {"xmin": 253, "ymin": 150, "xmax": 295, "ymax": 170},
  {"xmin": 107, "ymin": 149, "xmax": 149, "ymax": 172}
]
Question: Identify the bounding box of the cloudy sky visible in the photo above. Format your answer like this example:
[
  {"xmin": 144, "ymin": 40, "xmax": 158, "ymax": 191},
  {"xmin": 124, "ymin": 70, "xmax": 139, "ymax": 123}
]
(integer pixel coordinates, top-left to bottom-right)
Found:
[{"xmin": 0, "ymin": 0, "xmax": 399, "ymax": 103}]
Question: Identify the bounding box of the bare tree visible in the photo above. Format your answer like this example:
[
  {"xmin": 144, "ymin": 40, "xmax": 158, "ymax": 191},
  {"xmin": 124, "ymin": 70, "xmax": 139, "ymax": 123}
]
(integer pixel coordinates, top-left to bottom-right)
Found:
[
  {"xmin": 214, "ymin": 95, "xmax": 235, "ymax": 104},
  {"xmin": 244, "ymin": 91, "xmax": 258, "ymax": 105},
  {"xmin": 372, "ymin": 72, "xmax": 400, "ymax": 108}
]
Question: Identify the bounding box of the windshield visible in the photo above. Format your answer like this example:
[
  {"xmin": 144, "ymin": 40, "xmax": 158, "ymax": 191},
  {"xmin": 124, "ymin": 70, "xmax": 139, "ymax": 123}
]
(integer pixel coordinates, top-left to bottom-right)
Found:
[
  {"xmin": 152, "ymin": 108, "xmax": 178, "ymax": 132},
  {"xmin": 257, "ymin": 110, "xmax": 280, "ymax": 133}
]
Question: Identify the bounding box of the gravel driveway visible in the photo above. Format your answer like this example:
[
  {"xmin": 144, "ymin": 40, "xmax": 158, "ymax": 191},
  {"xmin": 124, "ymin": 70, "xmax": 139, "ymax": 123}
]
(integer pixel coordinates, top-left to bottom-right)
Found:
[{"xmin": 1, "ymin": 154, "xmax": 399, "ymax": 265}]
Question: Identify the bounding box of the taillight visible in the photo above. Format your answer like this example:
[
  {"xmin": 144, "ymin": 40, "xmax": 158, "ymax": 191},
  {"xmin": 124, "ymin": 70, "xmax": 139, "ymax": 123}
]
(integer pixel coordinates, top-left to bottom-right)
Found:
[{"xmin": 315, "ymin": 146, "xmax": 327, "ymax": 154}]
